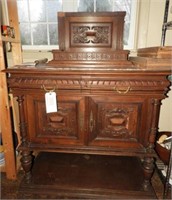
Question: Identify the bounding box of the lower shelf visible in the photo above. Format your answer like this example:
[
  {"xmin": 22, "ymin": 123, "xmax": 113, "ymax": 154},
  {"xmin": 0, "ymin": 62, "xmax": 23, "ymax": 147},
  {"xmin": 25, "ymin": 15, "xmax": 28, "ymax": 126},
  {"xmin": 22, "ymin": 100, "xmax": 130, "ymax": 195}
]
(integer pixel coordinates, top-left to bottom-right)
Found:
[{"xmin": 18, "ymin": 152, "xmax": 157, "ymax": 199}]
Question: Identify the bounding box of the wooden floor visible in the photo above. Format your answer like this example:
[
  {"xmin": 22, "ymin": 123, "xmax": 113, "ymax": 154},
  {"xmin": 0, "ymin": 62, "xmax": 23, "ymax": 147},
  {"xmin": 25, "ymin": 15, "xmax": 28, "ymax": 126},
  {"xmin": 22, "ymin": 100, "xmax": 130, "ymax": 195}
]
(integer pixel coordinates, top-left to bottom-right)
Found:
[{"xmin": 1, "ymin": 152, "xmax": 171, "ymax": 199}]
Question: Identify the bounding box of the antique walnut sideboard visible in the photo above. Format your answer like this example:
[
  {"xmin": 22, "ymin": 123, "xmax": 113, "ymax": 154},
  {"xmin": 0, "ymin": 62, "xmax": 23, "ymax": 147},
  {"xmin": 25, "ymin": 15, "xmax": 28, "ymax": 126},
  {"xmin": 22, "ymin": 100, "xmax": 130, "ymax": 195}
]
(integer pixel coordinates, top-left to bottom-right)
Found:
[{"xmin": 4, "ymin": 12, "xmax": 171, "ymax": 198}]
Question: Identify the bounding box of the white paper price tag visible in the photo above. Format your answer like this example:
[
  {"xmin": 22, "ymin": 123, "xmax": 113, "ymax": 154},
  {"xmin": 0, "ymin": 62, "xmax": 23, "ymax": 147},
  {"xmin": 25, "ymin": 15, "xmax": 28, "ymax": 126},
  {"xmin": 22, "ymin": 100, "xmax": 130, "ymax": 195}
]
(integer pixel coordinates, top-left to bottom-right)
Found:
[{"xmin": 45, "ymin": 92, "xmax": 57, "ymax": 113}]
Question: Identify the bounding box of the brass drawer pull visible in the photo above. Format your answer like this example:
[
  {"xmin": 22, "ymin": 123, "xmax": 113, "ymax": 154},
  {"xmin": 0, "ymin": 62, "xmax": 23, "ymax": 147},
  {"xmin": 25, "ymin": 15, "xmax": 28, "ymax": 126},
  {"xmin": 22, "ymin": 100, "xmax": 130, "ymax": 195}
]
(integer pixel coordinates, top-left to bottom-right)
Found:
[
  {"xmin": 114, "ymin": 86, "xmax": 130, "ymax": 94},
  {"xmin": 41, "ymin": 84, "xmax": 56, "ymax": 92}
]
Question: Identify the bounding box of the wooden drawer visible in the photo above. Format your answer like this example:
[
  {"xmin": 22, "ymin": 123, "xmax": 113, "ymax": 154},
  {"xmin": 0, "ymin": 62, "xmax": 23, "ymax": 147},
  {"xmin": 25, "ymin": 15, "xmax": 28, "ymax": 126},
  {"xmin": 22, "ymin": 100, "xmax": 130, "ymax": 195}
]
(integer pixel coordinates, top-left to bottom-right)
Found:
[{"xmin": 8, "ymin": 73, "xmax": 169, "ymax": 94}]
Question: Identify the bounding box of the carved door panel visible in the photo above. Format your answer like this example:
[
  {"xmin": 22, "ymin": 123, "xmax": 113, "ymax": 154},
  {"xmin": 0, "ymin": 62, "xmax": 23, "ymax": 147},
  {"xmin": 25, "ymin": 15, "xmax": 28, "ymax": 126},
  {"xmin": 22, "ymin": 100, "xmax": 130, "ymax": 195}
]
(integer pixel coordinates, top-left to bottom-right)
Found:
[
  {"xmin": 87, "ymin": 96, "xmax": 145, "ymax": 149},
  {"xmin": 26, "ymin": 93, "xmax": 85, "ymax": 146}
]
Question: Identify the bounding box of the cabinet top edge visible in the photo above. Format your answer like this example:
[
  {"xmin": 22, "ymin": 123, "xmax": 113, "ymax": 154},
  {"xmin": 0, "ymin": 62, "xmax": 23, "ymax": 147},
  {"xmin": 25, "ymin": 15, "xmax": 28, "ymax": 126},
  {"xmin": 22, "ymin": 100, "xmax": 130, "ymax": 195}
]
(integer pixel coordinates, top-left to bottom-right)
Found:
[{"xmin": 3, "ymin": 67, "xmax": 171, "ymax": 76}]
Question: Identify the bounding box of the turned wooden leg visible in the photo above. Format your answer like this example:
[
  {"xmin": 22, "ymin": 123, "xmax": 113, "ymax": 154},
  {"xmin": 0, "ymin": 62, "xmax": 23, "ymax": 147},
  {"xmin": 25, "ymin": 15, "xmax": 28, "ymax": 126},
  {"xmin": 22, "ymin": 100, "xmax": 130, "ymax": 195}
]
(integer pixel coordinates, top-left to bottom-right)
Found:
[
  {"xmin": 142, "ymin": 157, "xmax": 154, "ymax": 191},
  {"xmin": 20, "ymin": 150, "xmax": 33, "ymax": 183}
]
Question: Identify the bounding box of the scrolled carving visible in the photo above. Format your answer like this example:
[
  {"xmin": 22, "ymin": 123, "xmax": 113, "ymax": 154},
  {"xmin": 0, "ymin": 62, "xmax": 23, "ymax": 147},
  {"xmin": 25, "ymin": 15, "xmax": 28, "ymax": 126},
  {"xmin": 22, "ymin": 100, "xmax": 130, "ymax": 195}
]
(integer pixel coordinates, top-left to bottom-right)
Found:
[
  {"xmin": 91, "ymin": 26, "xmax": 109, "ymax": 43},
  {"xmin": 71, "ymin": 25, "xmax": 110, "ymax": 45},
  {"xmin": 73, "ymin": 26, "xmax": 90, "ymax": 43}
]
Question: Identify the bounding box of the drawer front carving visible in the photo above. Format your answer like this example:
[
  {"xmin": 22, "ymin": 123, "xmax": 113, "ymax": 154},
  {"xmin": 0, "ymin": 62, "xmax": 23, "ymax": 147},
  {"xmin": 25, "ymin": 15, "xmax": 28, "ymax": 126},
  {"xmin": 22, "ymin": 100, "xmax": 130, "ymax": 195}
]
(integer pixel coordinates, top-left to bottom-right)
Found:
[
  {"xmin": 26, "ymin": 94, "xmax": 85, "ymax": 145},
  {"xmin": 87, "ymin": 96, "xmax": 144, "ymax": 148},
  {"xmin": 8, "ymin": 75, "xmax": 168, "ymax": 92}
]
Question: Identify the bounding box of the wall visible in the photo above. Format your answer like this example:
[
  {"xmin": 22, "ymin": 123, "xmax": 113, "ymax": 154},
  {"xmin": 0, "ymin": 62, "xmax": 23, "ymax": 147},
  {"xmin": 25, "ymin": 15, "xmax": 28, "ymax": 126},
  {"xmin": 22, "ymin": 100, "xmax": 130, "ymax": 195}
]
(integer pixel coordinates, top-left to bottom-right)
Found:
[
  {"xmin": 137, "ymin": 0, "xmax": 172, "ymax": 132},
  {"xmin": 137, "ymin": 0, "xmax": 172, "ymax": 48}
]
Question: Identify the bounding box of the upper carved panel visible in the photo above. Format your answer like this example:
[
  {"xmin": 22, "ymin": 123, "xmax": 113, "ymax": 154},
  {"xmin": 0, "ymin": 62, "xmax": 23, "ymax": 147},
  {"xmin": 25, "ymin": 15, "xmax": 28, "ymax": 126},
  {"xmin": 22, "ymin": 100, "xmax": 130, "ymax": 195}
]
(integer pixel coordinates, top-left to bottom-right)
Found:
[
  {"xmin": 58, "ymin": 12, "xmax": 126, "ymax": 50},
  {"xmin": 71, "ymin": 23, "xmax": 111, "ymax": 47}
]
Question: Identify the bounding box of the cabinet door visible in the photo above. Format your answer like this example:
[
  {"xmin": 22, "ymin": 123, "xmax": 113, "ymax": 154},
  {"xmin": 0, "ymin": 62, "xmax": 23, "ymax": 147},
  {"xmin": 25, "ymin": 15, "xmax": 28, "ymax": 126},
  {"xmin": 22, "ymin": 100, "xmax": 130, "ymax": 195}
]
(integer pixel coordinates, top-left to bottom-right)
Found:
[
  {"xmin": 87, "ymin": 96, "xmax": 147, "ymax": 150},
  {"xmin": 26, "ymin": 93, "xmax": 85, "ymax": 146}
]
